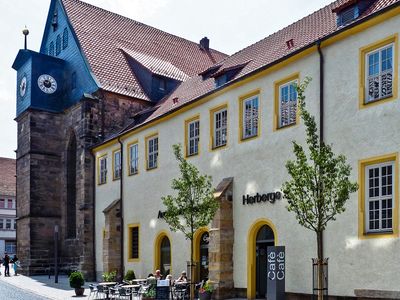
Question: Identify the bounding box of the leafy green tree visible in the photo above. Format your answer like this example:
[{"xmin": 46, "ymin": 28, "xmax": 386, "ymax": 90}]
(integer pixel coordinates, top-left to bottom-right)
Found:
[
  {"xmin": 282, "ymin": 77, "xmax": 358, "ymax": 298},
  {"xmin": 162, "ymin": 144, "xmax": 219, "ymax": 298}
]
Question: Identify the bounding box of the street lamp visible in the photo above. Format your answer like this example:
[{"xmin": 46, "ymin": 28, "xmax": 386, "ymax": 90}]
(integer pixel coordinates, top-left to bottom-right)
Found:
[{"xmin": 54, "ymin": 225, "xmax": 59, "ymax": 284}]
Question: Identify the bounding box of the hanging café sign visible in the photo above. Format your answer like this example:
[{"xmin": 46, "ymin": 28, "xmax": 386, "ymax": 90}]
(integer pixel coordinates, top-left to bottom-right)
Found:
[{"xmin": 242, "ymin": 191, "xmax": 282, "ymax": 205}]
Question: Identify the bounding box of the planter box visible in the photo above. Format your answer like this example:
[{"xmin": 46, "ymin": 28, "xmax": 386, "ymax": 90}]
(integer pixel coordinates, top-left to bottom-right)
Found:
[{"xmin": 199, "ymin": 291, "xmax": 212, "ymax": 300}]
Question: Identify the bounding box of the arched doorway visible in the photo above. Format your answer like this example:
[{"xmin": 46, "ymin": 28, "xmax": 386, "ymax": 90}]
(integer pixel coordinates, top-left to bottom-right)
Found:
[
  {"xmin": 247, "ymin": 219, "xmax": 277, "ymax": 299},
  {"xmin": 193, "ymin": 228, "xmax": 209, "ymax": 282},
  {"xmin": 154, "ymin": 232, "xmax": 172, "ymax": 277},
  {"xmin": 256, "ymin": 225, "xmax": 275, "ymax": 298},
  {"xmin": 160, "ymin": 236, "xmax": 171, "ymax": 276}
]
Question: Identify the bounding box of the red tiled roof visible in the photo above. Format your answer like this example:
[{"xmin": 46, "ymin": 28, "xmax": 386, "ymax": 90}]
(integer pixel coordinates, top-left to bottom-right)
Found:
[
  {"xmin": 136, "ymin": 0, "xmax": 398, "ymax": 123},
  {"xmin": 61, "ymin": 0, "xmax": 227, "ymax": 101},
  {"xmin": 0, "ymin": 158, "xmax": 16, "ymax": 197}
]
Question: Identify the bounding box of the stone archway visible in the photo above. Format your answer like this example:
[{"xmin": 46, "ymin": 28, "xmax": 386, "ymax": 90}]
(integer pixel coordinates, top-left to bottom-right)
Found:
[{"xmin": 102, "ymin": 199, "xmax": 121, "ymax": 274}]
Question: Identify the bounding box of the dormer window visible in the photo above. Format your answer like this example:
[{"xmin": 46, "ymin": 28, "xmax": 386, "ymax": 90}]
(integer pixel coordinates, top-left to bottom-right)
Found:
[
  {"xmin": 159, "ymin": 78, "xmax": 166, "ymax": 91},
  {"xmin": 337, "ymin": 5, "xmax": 359, "ymax": 26},
  {"xmin": 215, "ymin": 74, "xmax": 228, "ymax": 88},
  {"xmin": 213, "ymin": 62, "xmax": 250, "ymax": 88}
]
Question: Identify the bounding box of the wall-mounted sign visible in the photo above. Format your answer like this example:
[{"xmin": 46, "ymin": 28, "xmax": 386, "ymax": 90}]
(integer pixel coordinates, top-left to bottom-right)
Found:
[
  {"xmin": 158, "ymin": 210, "xmax": 166, "ymax": 219},
  {"xmin": 267, "ymin": 246, "xmax": 285, "ymax": 300},
  {"xmin": 242, "ymin": 192, "xmax": 282, "ymax": 205}
]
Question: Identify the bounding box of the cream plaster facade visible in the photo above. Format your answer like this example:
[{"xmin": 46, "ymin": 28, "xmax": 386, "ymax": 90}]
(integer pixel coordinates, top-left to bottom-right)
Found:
[{"xmin": 94, "ymin": 13, "xmax": 400, "ymax": 298}]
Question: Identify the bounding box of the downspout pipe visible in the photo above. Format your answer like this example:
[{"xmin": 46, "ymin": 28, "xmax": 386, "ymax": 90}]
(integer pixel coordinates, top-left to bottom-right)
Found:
[
  {"xmin": 317, "ymin": 41, "xmax": 324, "ymax": 143},
  {"xmin": 118, "ymin": 137, "xmax": 124, "ymax": 282},
  {"xmin": 90, "ymin": 150, "xmax": 97, "ymax": 281}
]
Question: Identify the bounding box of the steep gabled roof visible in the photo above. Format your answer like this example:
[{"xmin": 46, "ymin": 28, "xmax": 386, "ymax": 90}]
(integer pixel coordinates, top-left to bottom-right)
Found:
[
  {"xmin": 0, "ymin": 158, "xmax": 16, "ymax": 197},
  {"xmin": 139, "ymin": 0, "xmax": 399, "ymax": 121},
  {"xmin": 60, "ymin": 0, "xmax": 227, "ymax": 101}
]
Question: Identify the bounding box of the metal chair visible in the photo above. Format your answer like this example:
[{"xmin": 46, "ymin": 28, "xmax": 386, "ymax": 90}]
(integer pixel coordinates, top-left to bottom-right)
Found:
[
  {"xmin": 88, "ymin": 283, "xmax": 98, "ymax": 299},
  {"xmin": 118, "ymin": 287, "xmax": 132, "ymax": 300}
]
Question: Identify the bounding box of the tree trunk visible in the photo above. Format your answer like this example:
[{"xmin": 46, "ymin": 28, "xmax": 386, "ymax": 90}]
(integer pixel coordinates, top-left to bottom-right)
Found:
[
  {"xmin": 316, "ymin": 230, "xmax": 324, "ymax": 300},
  {"xmin": 190, "ymin": 233, "xmax": 195, "ymax": 300}
]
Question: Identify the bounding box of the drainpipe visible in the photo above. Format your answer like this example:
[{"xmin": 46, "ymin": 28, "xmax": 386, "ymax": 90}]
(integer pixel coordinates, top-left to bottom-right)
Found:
[
  {"xmin": 118, "ymin": 137, "xmax": 124, "ymax": 282},
  {"xmin": 317, "ymin": 41, "xmax": 324, "ymax": 261},
  {"xmin": 90, "ymin": 150, "xmax": 97, "ymax": 281},
  {"xmin": 317, "ymin": 41, "xmax": 324, "ymax": 143}
]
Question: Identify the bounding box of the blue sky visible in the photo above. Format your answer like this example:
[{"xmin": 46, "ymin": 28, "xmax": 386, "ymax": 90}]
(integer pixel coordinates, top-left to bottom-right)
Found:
[{"xmin": 0, "ymin": 0, "xmax": 333, "ymax": 158}]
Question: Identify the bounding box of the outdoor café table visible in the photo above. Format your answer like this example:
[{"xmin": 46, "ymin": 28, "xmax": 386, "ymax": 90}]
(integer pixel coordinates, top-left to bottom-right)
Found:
[
  {"xmin": 122, "ymin": 285, "xmax": 140, "ymax": 300},
  {"xmin": 131, "ymin": 278, "xmax": 147, "ymax": 284},
  {"xmin": 97, "ymin": 282, "xmax": 117, "ymax": 299}
]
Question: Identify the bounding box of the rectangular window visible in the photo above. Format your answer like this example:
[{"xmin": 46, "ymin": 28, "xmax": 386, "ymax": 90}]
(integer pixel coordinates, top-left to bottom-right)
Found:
[
  {"xmin": 365, "ymin": 44, "xmax": 393, "ymax": 103},
  {"xmin": 146, "ymin": 135, "xmax": 158, "ymax": 170},
  {"xmin": 5, "ymin": 219, "xmax": 11, "ymax": 230},
  {"xmin": 211, "ymin": 106, "xmax": 228, "ymax": 149},
  {"xmin": 13, "ymin": 219, "xmax": 16, "ymax": 230},
  {"xmin": 7, "ymin": 199, "xmax": 13, "ymax": 209},
  {"xmin": 128, "ymin": 225, "xmax": 139, "ymax": 261},
  {"xmin": 99, "ymin": 156, "xmax": 107, "ymax": 185},
  {"xmin": 0, "ymin": 199, "xmax": 4, "ymax": 208},
  {"xmin": 129, "ymin": 143, "xmax": 139, "ymax": 175},
  {"xmin": 365, "ymin": 162, "xmax": 394, "ymax": 233},
  {"xmin": 5, "ymin": 242, "xmax": 16, "ymax": 254},
  {"xmin": 113, "ymin": 150, "xmax": 121, "ymax": 180},
  {"xmin": 0, "ymin": 219, "xmax": 3, "ymax": 229},
  {"xmin": 241, "ymin": 94, "xmax": 259, "ymax": 140},
  {"xmin": 279, "ymin": 81, "xmax": 297, "ymax": 128},
  {"xmin": 186, "ymin": 118, "xmax": 200, "ymax": 156}
]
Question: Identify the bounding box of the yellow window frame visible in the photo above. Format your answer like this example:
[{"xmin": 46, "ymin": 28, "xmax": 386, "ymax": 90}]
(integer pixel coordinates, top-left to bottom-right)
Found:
[
  {"xmin": 184, "ymin": 115, "xmax": 200, "ymax": 158},
  {"xmin": 127, "ymin": 140, "xmax": 139, "ymax": 176},
  {"xmin": 358, "ymin": 153, "xmax": 399, "ymax": 239},
  {"xmin": 209, "ymin": 103, "xmax": 228, "ymax": 151},
  {"xmin": 145, "ymin": 132, "xmax": 159, "ymax": 171},
  {"xmin": 112, "ymin": 148, "xmax": 121, "ymax": 181},
  {"xmin": 273, "ymin": 72, "xmax": 300, "ymax": 131},
  {"xmin": 359, "ymin": 34, "xmax": 398, "ymax": 109},
  {"xmin": 97, "ymin": 154, "xmax": 108, "ymax": 185},
  {"xmin": 128, "ymin": 223, "xmax": 140, "ymax": 262},
  {"xmin": 238, "ymin": 89, "xmax": 261, "ymax": 142}
]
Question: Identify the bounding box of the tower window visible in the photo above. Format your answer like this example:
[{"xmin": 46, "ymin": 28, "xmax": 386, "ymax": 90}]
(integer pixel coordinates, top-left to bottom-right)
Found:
[
  {"xmin": 49, "ymin": 42, "xmax": 54, "ymax": 56},
  {"xmin": 56, "ymin": 35, "xmax": 61, "ymax": 56},
  {"xmin": 63, "ymin": 28, "xmax": 68, "ymax": 49}
]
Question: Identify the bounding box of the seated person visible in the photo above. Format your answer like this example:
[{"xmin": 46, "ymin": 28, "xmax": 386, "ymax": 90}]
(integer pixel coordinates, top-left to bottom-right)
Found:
[
  {"xmin": 154, "ymin": 269, "xmax": 163, "ymax": 280},
  {"xmin": 176, "ymin": 271, "xmax": 187, "ymax": 283}
]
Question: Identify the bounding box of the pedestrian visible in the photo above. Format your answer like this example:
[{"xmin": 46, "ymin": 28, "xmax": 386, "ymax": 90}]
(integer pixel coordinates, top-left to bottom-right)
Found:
[
  {"xmin": 11, "ymin": 255, "xmax": 19, "ymax": 276},
  {"xmin": 4, "ymin": 253, "xmax": 10, "ymax": 277}
]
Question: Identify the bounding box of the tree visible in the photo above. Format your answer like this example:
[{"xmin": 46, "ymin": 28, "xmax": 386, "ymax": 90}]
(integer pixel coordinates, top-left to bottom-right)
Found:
[
  {"xmin": 281, "ymin": 77, "xmax": 358, "ymax": 299},
  {"xmin": 162, "ymin": 144, "xmax": 219, "ymax": 299}
]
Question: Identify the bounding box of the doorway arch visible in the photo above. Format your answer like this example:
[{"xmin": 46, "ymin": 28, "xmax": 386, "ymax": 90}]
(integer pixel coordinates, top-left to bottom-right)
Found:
[
  {"xmin": 247, "ymin": 219, "xmax": 278, "ymax": 299},
  {"xmin": 154, "ymin": 231, "xmax": 172, "ymax": 276},
  {"xmin": 193, "ymin": 227, "xmax": 209, "ymax": 282}
]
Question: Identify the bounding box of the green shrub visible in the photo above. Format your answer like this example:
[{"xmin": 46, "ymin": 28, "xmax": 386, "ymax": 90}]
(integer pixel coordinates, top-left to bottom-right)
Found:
[
  {"xmin": 69, "ymin": 271, "xmax": 84, "ymax": 288},
  {"xmin": 124, "ymin": 269, "xmax": 136, "ymax": 281},
  {"xmin": 102, "ymin": 270, "xmax": 117, "ymax": 282}
]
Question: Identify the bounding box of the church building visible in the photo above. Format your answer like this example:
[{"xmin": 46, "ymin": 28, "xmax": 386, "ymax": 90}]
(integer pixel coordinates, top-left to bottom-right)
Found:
[{"xmin": 12, "ymin": 0, "xmax": 226, "ymax": 278}]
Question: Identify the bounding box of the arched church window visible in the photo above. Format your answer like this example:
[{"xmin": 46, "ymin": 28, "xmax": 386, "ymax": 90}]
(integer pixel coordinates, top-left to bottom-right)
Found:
[
  {"xmin": 56, "ymin": 35, "xmax": 61, "ymax": 56},
  {"xmin": 49, "ymin": 42, "xmax": 54, "ymax": 56},
  {"xmin": 63, "ymin": 28, "xmax": 68, "ymax": 50},
  {"xmin": 66, "ymin": 132, "xmax": 77, "ymax": 238}
]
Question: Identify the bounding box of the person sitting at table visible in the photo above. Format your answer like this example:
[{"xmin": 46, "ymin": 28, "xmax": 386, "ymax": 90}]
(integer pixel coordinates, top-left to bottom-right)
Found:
[
  {"xmin": 154, "ymin": 269, "xmax": 163, "ymax": 280},
  {"xmin": 176, "ymin": 271, "xmax": 187, "ymax": 283}
]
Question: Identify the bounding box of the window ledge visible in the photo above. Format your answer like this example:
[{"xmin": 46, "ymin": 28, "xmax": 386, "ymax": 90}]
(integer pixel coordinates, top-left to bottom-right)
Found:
[
  {"xmin": 354, "ymin": 289, "xmax": 400, "ymax": 299},
  {"xmin": 211, "ymin": 144, "xmax": 227, "ymax": 151}
]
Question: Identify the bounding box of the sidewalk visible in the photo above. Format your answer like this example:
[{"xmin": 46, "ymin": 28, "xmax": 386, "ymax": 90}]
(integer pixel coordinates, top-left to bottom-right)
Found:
[{"xmin": 0, "ymin": 265, "xmax": 94, "ymax": 299}]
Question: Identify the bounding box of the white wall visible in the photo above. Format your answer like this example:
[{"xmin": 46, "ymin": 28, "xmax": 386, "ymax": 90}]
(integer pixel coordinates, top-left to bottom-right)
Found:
[{"xmin": 95, "ymin": 15, "xmax": 400, "ymax": 296}]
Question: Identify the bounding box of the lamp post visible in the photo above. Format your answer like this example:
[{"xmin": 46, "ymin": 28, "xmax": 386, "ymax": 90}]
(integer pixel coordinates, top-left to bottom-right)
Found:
[{"xmin": 54, "ymin": 225, "xmax": 59, "ymax": 284}]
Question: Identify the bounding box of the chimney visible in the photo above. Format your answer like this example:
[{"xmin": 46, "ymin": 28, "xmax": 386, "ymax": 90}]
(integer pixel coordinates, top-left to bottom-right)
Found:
[{"xmin": 200, "ymin": 37, "xmax": 210, "ymax": 51}]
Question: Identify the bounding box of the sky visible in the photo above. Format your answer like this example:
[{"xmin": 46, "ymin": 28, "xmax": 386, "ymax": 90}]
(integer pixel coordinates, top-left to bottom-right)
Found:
[{"xmin": 0, "ymin": 0, "xmax": 333, "ymax": 159}]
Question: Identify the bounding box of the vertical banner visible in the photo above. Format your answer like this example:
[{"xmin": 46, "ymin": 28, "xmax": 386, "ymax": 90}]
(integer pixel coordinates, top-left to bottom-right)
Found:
[{"xmin": 267, "ymin": 246, "xmax": 285, "ymax": 300}]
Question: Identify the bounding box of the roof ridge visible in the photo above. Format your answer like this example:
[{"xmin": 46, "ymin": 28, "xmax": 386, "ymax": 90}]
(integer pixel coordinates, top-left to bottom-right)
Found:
[
  {"xmin": 62, "ymin": 0, "xmax": 227, "ymax": 57},
  {"xmin": 221, "ymin": 0, "xmax": 340, "ymax": 62}
]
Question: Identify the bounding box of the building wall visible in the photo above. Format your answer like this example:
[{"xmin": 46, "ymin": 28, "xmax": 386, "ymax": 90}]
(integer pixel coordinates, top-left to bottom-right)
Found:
[{"xmin": 94, "ymin": 15, "xmax": 400, "ymax": 297}]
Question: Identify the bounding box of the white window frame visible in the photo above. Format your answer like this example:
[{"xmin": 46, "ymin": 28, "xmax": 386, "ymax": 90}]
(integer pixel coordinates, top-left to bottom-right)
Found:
[
  {"xmin": 279, "ymin": 80, "xmax": 298, "ymax": 128},
  {"xmin": 365, "ymin": 161, "xmax": 394, "ymax": 233},
  {"xmin": 242, "ymin": 96, "xmax": 259, "ymax": 139},
  {"xmin": 5, "ymin": 219, "xmax": 11, "ymax": 230},
  {"xmin": 187, "ymin": 119, "xmax": 200, "ymax": 156},
  {"xmin": 213, "ymin": 108, "xmax": 227, "ymax": 148},
  {"xmin": 147, "ymin": 136, "xmax": 158, "ymax": 170},
  {"xmin": 99, "ymin": 156, "xmax": 107, "ymax": 184},
  {"xmin": 129, "ymin": 143, "xmax": 139, "ymax": 175},
  {"xmin": 365, "ymin": 43, "xmax": 394, "ymax": 103},
  {"xmin": 113, "ymin": 150, "xmax": 122, "ymax": 180}
]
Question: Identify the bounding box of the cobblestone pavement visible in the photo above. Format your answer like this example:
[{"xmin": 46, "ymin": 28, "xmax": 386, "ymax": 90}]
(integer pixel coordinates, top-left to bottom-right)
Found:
[{"xmin": 0, "ymin": 278, "xmax": 51, "ymax": 300}]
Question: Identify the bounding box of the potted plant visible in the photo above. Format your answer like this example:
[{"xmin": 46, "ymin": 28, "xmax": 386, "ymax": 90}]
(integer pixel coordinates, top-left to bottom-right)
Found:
[
  {"xmin": 69, "ymin": 271, "xmax": 85, "ymax": 296},
  {"xmin": 142, "ymin": 285, "xmax": 156, "ymax": 300},
  {"xmin": 198, "ymin": 280, "xmax": 213, "ymax": 300},
  {"xmin": 124, "ymin": 269, "xmax": 136, "ymax": 282},
  {"xmin": 102, "ymin": 270, "xmax": 117, "ymax": 282}
]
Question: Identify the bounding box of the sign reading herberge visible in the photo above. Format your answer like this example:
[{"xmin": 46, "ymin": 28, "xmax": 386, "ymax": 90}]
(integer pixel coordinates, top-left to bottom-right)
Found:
[{"xmin": 267, "ymin": 246, "xmax": 285, "ymax": 300}]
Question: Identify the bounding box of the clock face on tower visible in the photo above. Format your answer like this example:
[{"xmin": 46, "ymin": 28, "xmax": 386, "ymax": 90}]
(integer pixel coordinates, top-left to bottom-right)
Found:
[
  {"xmin": 19, "ymin": 76, "xmax": 27, "ymax": 98},
  {"xmin": 37, "ymin": 74, "xmax": 57, "ymax": 94}
]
